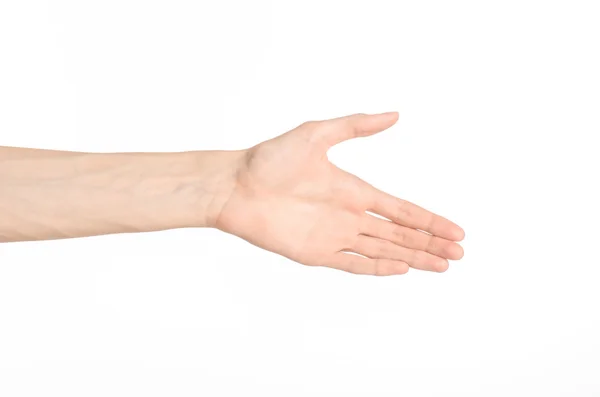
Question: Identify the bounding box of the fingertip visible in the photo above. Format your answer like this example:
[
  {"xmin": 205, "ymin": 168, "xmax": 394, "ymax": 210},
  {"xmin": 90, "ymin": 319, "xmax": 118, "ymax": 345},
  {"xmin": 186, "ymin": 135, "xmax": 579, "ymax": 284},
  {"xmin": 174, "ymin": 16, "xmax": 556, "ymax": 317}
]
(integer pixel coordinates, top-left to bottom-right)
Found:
[
  {"xmin": 378, "ymin": 111, "xmax": 399, "ymax": 122},
  {"xmin": 372, "ymin": 111, "xmax": 399, "ymax": 131},
  {"xmin": 452, "ymin": 227, "xmax": 465, "ymax": 242},
  {"xmin": 396, "ymin": 261, "xmax": 410, "ymax": 275},
  {"xmin": 451, "ymin": 243, "xmax": 465, "ymax": 260},
  {"xmin": 435, "ymin": 259, "xmax": 450, "ymax": 273},
  {"xmin": 377, "ymin": 260, "xmax": 409, "ymax": 276}
]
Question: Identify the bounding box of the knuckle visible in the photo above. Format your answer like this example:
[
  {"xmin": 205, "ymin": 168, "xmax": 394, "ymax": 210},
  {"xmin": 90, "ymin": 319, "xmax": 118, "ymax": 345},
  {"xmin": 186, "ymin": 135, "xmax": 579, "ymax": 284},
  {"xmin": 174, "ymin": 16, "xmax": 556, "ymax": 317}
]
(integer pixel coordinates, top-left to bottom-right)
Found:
[
  {"xmin": 425, "ymin": 236, "xmax": 437, "ymax": 253},
  {"xmin": 377, "ymin": 240, "xmax": 391, "ymax": 256},
  {"xmin": 412, "ymin": 250, "xmax": 426, "ymax": 263},
  {"xmin": 300, "ymin": 122, "xmax": 327, "ymax": 147},
  {"xmin": 395, "ymin": 199, "xmax": 409, "ymax": 221},
  {"xmin": 373, "ymin": 259, "xmax": 383, "ymax": 276},
  {"xmin": 392, "ymin": 226, "xmax": 408, "ymax": 245},
  {"xmin": 300, "ymin": 120, "xmax": 316, "ymax": 129},
  {"xmin": 426, "ymin": 213, "xmax": 436, "ymax": 232},
  {"xmin": 344, "ymin": 116, "xmax": 361, "ymax": 136}
]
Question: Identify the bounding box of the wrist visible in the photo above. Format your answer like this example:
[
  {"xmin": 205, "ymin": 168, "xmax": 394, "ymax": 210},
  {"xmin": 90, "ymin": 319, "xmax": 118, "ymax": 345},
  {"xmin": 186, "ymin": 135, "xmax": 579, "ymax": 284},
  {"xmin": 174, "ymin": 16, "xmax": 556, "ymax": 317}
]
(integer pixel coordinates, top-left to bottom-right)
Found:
[{"xmin": 186, "ymin": 149, "xmax": 246, "ymax": 229}]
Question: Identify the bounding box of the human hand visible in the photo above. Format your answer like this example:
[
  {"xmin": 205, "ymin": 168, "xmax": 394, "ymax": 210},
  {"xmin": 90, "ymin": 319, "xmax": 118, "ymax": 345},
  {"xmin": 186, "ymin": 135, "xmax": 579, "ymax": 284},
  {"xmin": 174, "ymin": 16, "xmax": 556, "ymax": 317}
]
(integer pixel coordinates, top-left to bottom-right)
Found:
[{"xmin": 215, "ymin": 112, "xmax": 465, "ymax": 276}]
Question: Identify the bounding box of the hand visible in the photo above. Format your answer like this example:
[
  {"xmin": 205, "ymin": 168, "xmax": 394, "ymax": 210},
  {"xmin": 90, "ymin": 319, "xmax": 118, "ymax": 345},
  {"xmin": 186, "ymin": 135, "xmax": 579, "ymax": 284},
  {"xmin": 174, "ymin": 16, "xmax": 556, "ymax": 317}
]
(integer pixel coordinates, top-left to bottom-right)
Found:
[{"xmin": 215, "ymin": 112, "xmax": 465, "ymax": 276}]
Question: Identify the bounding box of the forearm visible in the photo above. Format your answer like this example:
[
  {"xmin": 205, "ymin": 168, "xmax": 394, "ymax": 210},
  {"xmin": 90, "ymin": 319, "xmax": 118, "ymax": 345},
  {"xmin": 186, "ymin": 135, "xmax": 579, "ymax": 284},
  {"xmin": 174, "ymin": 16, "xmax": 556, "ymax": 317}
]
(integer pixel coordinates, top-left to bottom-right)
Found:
[{"xmin": 0, "ymin": 146, "xmax": 244, "ymax": 242}]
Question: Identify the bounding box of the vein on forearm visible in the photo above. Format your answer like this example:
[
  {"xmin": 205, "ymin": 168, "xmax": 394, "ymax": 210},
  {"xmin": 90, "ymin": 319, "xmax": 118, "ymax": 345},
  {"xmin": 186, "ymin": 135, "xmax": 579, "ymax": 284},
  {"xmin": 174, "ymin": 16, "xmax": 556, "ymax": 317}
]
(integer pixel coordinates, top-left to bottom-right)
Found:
[{"xmin": 0, "ymin": 148, "xmax": 203, "ymax": 242}]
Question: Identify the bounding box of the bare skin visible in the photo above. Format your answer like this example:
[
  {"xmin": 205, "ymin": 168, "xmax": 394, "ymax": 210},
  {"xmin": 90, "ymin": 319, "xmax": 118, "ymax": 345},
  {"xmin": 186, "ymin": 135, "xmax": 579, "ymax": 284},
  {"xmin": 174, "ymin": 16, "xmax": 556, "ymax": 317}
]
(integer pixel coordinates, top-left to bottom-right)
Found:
[{"xmin": 0, "ymin": 112, "xmax": 464, "ymax": 275}]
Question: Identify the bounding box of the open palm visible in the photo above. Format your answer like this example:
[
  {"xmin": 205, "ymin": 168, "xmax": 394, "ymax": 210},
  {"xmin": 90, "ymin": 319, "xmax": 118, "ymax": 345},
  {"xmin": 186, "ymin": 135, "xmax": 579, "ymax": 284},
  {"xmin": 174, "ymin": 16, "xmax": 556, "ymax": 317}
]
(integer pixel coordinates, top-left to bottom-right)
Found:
[{"xmin": 216, "ymin": 112, "xmax": 464, "ymax": 276}]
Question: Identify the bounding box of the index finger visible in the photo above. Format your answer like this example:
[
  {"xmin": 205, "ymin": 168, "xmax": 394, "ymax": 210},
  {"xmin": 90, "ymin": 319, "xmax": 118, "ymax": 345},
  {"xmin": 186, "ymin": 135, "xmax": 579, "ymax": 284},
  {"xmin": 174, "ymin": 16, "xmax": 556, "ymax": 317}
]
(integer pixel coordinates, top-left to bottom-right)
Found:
[{"xmin": 369, "ymin": 189, "xmax": 465, "ymax": 241}]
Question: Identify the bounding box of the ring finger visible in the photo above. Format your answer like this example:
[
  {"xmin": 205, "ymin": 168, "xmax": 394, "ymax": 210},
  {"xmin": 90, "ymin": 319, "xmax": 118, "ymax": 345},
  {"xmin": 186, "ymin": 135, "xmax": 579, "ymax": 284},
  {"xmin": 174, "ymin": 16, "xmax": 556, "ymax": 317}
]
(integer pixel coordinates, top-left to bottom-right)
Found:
[{"xmin": 350, "ymin": 234, "xmax": 449, "ymax": 272}]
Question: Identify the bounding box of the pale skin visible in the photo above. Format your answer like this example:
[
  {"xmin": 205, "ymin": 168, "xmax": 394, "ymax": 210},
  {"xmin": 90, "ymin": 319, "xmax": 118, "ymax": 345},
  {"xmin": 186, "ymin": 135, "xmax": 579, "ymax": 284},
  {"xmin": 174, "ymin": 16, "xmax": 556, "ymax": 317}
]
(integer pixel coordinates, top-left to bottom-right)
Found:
[{"xmin": 0, "ymin": 112, "xmax": 464, "ymax": 276}]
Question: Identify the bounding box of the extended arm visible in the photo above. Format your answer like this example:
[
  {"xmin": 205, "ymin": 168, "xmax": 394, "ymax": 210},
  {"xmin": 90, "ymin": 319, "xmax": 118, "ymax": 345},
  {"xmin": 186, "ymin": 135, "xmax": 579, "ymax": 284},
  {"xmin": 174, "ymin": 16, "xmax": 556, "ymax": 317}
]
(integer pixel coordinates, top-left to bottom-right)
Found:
[{"xmin": 1, "ymin": 113, "xmax": 465, "ymax": 275}]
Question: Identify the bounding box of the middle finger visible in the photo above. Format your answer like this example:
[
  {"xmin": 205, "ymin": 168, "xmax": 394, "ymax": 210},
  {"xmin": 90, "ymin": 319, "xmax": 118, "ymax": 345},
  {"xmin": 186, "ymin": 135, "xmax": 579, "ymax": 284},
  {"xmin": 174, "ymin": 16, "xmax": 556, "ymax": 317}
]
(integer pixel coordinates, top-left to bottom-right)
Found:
[{"xmin": 360, "ymin": 214, "xmax": 464, "ymax": 260}]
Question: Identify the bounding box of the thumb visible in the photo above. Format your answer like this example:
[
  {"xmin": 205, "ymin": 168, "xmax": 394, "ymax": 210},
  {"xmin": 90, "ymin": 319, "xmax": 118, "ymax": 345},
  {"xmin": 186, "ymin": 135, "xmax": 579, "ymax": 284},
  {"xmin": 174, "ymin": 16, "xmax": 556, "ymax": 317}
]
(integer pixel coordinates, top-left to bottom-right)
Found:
[{"xmin": 318, "ymin": 112, "xmax": 399, "ymax": 148}]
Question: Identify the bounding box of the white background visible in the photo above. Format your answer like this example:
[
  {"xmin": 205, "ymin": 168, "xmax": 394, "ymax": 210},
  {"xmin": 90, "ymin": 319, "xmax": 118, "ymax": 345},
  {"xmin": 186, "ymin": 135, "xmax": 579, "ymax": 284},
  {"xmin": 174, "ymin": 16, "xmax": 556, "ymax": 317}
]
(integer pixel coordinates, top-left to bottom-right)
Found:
[{"xmin": 1, "ymin": 0, "xmax": 599, "ymax": 396}]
